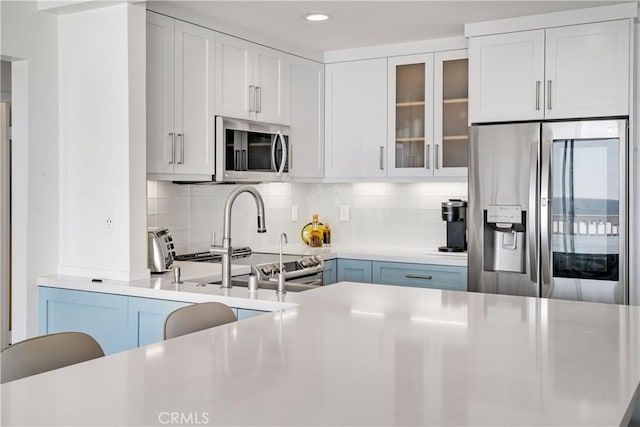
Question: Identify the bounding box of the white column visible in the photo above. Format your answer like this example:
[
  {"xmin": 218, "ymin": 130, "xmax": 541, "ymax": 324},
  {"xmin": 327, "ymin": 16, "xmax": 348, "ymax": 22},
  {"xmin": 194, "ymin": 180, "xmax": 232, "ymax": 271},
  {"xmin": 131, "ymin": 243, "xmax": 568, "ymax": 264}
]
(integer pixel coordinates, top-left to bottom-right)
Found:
[{"xmin": 58, "ymin": 3, "xmax": 148, "ymax": 281}]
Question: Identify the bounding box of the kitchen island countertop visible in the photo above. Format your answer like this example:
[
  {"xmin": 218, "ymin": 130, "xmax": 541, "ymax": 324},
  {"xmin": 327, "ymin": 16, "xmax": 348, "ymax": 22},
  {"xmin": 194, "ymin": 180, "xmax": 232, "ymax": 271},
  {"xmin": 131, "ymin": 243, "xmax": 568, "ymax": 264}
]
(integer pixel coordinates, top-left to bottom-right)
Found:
[{"xmin": 4, "ymin": 281, "xmax": 640, "ymax": 426}]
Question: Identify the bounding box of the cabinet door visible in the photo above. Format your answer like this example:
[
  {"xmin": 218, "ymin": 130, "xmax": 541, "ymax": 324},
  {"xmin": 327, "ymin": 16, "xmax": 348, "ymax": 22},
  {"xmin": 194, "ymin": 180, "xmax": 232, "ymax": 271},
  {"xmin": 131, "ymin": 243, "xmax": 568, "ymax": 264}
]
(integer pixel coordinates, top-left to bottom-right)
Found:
[
  {"xmin": 237, "ymin": 309, "xmax": 267, "ymax": 320},
  {"xmin": 372, "ymin": 262, "xmax": 467, "ymax": 291},
  {"xmin": 174, "ymin": 21, "xmax": 215, "ymax": 176},
  {"xmin": 146, "ymin": 12, "xmax": 175, "ymax": 174},
  {"xmin": 434, "ymin": 50, "xmax": 469, "ymax": 177},
  {"xmin": 545, "ymin": 20, "xmax": 630, "ymax": 119},
  {"xmin": 323, "ymin": 259, "xmax": 337, "ymax": 285},
  {"xmin": 469, "ymin": 30, "xmax": 545, "ymax": 123},
  {"xmin": 337, "ymin": 259, "xmax": 372, "ymax": 283},
  {"xmin": 387, "ymin": 54, "xmax": 434, "ymax": 177},
  {"xmin": 128, "ymin": 297, "xmax": 191, "ymax": 347},
  {"xmin": 325, "ymin": 59, "xmax": 387, "ymax": 178},
  {"xmin": 253, "ymin": 45, "xmax": 287, "ymax": 124},
  {"xmin": 39, "ymin": 287, "xmax": 130, "ymax": 355},
  {"xmin": 215, "ymin": 34, "xmax": 253, "ymax": 120},
  {"xmin": 289, "ymin": 56, "xmax": 324, "ymax": 178}
]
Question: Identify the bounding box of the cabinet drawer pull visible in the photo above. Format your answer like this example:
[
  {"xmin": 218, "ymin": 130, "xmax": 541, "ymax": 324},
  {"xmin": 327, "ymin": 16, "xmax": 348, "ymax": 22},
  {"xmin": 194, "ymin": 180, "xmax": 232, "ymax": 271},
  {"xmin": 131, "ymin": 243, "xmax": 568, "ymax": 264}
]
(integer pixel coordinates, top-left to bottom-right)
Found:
[
  {"xmin": 406, "ymin": 274, "xmax": 432, "ymax": 280},
  {"xmin": 426, "ymin": 144, "xmax": 430, "ymax": 170},
  {"xmin": 535, "ymin": 80, "xmax": 541, "ymax": 111},
  {"xmin": 249, "ymin": 85, "xmax": 255, "ymax": 113},
  {"xmin": 177, "ymin": 133, "xmax": 184, "ymax": 165},
  {"xmin": 168, "ymin": 132, "xmax": 175, "ymax": 164},
  {"xmin": 547, "ymin": 80, "xmax": 552, "ymax": 110},
  {"xmin": 256, "ymin": 86, "xmax": 262, "ymax": 113},
  {"xmin": 379, "ymin": 146, "xmax": 384, "ymax": 170}
]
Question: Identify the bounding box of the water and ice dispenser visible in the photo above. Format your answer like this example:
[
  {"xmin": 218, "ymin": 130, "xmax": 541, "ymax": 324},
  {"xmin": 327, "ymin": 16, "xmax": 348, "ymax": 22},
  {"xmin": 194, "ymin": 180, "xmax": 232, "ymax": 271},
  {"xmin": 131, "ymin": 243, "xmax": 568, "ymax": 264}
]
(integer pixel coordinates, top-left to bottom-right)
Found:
[{"xmin": 483, "ymin": 205, "xmax": 526, "ymax": 274}]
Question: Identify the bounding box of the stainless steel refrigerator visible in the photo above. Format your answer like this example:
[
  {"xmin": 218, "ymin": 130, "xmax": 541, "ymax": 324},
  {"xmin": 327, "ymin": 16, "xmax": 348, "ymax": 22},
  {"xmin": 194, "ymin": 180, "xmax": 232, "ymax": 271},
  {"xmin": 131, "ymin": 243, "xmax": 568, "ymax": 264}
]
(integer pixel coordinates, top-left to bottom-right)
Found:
[{"xmin": 468, "ymin": 119, "xmax": 628, "ymax": 304}]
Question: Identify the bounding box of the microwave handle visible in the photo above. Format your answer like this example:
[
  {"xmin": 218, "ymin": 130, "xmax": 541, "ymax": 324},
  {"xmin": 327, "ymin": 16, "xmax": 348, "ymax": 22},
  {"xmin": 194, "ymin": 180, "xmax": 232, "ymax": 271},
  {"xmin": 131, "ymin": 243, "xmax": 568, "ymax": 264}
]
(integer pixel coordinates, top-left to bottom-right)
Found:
[
  {"xmin": 271, "ymin": 133, "xmax": 277, "ymax": 172},
  {"xmin": 277, "ymin": 130, "xmax": 287, "ymax": 176}
]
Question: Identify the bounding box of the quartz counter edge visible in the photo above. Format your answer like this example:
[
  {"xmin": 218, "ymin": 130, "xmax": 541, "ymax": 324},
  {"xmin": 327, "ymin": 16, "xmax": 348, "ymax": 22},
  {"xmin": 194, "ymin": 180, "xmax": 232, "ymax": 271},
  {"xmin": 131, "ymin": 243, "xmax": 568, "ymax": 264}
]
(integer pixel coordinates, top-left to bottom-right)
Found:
[
  {"xmin": 254, "ymin": 244, "xmax": 468, "ymax": 266},
  {"xmin": 37, "ymin": 262, "xmax": 298, "ymax": 312}
]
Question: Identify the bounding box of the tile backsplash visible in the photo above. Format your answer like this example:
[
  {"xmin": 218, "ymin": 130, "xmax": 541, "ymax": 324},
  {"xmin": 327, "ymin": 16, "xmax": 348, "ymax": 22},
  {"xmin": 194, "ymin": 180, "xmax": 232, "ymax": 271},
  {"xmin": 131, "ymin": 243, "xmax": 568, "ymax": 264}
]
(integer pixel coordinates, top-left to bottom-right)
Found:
[{"xmin": 147, "ymin": 181, "xmax": 468, "ymax": 254}]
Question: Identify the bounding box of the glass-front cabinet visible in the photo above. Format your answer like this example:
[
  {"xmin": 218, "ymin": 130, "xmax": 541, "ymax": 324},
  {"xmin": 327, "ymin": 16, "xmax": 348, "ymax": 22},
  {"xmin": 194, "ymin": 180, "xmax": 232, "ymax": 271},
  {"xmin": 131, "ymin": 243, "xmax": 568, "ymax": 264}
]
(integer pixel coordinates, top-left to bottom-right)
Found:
[
  {"xmin": 388, "ymin": 54, "xmax": 433, "ymax": 177},
  {"xmin": 387, "ymin": 50, "xmax": 468, "ymax": 178},
  {"xmin": 434, "ymin": 50, "xmax": 469, "ymax": 176}
]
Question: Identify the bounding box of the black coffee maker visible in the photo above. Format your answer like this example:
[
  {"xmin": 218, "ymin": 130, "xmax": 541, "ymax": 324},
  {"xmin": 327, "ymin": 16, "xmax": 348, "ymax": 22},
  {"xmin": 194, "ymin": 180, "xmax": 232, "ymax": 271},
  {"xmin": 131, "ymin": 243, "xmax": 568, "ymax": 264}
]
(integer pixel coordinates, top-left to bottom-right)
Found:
[{"xmin": 438, "ymin": 199, "xmax": 467, "ymax": 252}]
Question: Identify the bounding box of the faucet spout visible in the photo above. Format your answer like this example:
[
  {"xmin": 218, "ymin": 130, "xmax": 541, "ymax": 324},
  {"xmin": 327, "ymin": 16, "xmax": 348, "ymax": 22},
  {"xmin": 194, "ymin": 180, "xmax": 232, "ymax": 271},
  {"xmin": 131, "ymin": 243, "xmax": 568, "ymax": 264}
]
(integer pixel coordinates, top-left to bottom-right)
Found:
[
  {"xmin": 257, "ymin": 213, "xmax": 266, "ymax": 233},
  {"xmin": 212, "ymin": 185, "xmax": 267, "ymax": 289}
]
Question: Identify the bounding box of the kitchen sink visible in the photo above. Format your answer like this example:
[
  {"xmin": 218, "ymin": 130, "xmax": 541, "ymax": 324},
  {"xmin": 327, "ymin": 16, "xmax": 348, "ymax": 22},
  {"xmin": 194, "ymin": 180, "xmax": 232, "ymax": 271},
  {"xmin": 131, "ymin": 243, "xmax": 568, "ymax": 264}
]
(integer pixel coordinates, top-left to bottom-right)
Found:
[{"xmin": 207, "ymin": 279, "xmax": 317, "ymax": 293}]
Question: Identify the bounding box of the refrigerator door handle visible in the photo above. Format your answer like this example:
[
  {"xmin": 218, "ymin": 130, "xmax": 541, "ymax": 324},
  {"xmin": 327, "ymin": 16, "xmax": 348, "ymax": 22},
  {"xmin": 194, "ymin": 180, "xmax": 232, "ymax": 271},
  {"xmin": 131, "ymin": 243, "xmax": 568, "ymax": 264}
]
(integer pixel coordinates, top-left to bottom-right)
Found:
[
  {"xmin": 540, "ymin": 133, "xmax": 552, "ymax": 295},
  {"xmin": 528, "ymin": 140, "xmax": 538, "ymax": 284}
]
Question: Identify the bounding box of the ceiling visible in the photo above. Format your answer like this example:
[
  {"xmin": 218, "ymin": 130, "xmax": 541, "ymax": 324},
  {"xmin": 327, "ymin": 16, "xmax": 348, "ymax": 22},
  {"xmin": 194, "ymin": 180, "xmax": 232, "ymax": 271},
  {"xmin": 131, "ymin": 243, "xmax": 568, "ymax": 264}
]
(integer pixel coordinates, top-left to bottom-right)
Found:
[{"xmin": 158, "ymin": 1, "xmax": 626, "ymax": 52}]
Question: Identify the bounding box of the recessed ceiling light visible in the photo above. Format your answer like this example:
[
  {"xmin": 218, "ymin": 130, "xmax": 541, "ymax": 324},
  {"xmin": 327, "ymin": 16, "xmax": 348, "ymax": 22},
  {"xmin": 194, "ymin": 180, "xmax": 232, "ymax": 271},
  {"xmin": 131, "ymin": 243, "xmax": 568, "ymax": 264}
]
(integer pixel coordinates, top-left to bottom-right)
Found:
[{"xmin": 304, "ymin": 12, "xmax": 330, "ymax": 22}]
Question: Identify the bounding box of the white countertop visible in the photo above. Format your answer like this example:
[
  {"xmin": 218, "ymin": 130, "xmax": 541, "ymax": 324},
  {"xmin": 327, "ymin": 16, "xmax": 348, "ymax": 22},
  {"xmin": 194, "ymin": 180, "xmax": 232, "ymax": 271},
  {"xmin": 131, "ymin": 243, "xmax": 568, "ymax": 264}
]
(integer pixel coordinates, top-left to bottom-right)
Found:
[
  {"xmin": 37, "ymin": 261, "xmax": 297, "ymax": 312},
  {"xmin": 255, "ymin": 243, "xmax": 468, "ymax": 266},
  {"xmin": 3, "ymin": 282, "xmax": 640, "ymax": 426}
]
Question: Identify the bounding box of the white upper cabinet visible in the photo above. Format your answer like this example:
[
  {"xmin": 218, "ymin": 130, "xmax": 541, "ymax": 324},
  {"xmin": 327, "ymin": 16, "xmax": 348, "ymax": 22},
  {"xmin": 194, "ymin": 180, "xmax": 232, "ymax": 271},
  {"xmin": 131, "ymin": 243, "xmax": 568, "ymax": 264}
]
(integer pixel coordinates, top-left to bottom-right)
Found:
[
  {"xmin": 387, "ymin": 54, "xmax": 434, "ymax": 177},
  {"xmin": 147, "ymin": 12, "xmax": 174, "ymax": 175},
  {"xmin": 214, "ymin": 35, "xmax": 252, "ymax": 122},
  {"xmin": 288, "ymin": 56, "xmax": 324, "ymax": 179},
  {"xmin": 387, "ymin": 50, "xmax": 469, "ymax": 178},
  {"xmin": 253, "ymin": 45, "xmax": 287, "ymax": 124},
  {"xmin": 469, "ymin": 30, "xmax": 544, "ymax": 123},
  {"xmin": 325, "ymin": 59, "xmax": 388, "ymax": 179},
  {"xmin": 469, "ymin": 20, "xmax": 630, "ymax": 123},
  {"xmin": 215, "ymin": 34, "xmax": 287, "ymax": 124},
  {"xmin": 434, "ymin": 50, "xmax": 469, "ymax": 177},
  {"xmin": 544, "ymin": 20, "xmax": 630, "ymax": 119},
  {"xmin": 146, "ymin": 12, "xmax": 215, "ymax": 179}
]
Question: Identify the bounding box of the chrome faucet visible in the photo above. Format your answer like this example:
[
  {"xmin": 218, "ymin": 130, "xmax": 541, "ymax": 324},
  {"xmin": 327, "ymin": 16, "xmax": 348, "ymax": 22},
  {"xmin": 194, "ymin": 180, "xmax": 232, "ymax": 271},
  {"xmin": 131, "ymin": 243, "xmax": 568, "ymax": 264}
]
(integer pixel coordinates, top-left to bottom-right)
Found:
[
  {"xmin": 277, "ymin": 232, "xmax": 288, "ymax": 295},
  {"xmin": 211, "ymin": 186, "xmax": 266, "ymax": 288}
]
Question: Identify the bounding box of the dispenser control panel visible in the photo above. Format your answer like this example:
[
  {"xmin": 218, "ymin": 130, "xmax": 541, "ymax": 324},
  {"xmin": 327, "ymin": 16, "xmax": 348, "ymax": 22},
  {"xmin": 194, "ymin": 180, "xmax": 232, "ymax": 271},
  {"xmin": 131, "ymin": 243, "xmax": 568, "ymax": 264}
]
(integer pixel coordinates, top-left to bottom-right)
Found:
[{"xmin": 487, "ymin": 205, "xmax": 522, "ymax": 224}]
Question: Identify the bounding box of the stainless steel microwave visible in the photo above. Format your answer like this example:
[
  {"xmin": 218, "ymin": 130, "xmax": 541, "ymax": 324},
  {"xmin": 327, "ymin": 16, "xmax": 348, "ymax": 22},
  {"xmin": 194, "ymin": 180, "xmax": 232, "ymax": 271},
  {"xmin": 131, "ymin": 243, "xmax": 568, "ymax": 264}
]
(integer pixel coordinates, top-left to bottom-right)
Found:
[{"xmin": 215, "ymin": 116, "xmax": 290, "ymax": 182}]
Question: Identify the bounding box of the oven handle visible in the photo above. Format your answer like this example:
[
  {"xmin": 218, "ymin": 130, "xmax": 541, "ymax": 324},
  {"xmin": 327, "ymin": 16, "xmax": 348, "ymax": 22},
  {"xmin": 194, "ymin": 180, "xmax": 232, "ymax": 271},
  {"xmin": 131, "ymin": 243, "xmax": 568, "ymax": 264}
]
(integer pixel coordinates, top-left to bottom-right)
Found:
[{"xmin": 292, "ymin": 277, "xmax": 323, "ymax": 287}]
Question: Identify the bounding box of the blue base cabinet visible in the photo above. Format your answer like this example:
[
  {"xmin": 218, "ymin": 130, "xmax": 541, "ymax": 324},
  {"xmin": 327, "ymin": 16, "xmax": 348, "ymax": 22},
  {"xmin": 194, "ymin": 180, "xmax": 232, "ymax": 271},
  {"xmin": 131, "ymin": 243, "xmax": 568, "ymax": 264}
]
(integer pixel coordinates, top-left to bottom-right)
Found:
[
  {"xmin": 39, "ymin": 287, "xmax": 270, "ymax": 354},
  {"xmin": 334, "ymin": 259, "xmax": 467, "ymax": 292},
  {"xmin": 128, "ymin": 297, "xmax": 191, "ymax": 347},
  {"xmin": 323, "ymin": 259, "xmax": 337, "ymax": 285},
  {"xmin": 372, "ymin": 261, "xmax": 467, "ymax": 291},
  {"xmin": 337, "ymin": 259, "xmax": 372, "ymax": 283},
  {"xmin": 38, "ymin": 287, "xmax": 130, "ymax": 355},
  {"xmin": 237, "ymin": 309, "xmax": 267, "ymax": 320}
]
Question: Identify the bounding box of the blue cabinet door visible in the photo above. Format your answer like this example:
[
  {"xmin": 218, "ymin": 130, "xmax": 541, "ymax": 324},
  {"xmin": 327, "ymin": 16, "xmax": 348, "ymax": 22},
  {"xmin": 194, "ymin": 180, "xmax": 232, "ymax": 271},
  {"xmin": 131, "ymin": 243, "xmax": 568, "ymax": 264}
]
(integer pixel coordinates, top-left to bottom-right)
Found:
[
  {"xmin": 39, "ymin": 287, "xmax": 130, "ymax": 355},
  {"xmin": 237, "ymin": 309, "xmax": 267, "ymax": 320},
  {"xmin": 337, "ymin": 259, "xmax": 372, "ymax": 283},
  {"xmin": 128, "ymin": 297, "xmax": 191, "ymax": 347},
  {"xmin": 372, "ymin": 261, "xmax": 467, "ymax": 291},
  {"xmin": 323, "ymin": 259, "xmax": 337, "ymax": 285}
]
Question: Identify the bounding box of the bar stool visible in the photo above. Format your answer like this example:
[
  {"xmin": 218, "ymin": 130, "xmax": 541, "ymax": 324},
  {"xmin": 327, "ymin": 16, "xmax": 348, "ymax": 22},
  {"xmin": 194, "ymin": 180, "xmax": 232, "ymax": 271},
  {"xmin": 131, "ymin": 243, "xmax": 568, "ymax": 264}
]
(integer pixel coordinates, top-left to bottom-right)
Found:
[
  {"xmin": 163, "ymin": 302, "xmax": 237, "ymax": 340},
  {"xmin": 0, "ymin": 332, "xmax": 105, "ymax": 384}
]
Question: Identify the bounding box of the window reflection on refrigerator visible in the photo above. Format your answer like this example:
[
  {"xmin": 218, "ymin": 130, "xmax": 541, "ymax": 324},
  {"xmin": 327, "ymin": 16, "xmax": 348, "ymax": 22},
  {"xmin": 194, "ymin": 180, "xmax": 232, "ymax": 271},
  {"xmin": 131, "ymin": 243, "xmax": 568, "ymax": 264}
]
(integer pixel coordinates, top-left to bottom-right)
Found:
[{"xmin": 551, "ymin": 138, "xmax": 619, "ymax": 281}]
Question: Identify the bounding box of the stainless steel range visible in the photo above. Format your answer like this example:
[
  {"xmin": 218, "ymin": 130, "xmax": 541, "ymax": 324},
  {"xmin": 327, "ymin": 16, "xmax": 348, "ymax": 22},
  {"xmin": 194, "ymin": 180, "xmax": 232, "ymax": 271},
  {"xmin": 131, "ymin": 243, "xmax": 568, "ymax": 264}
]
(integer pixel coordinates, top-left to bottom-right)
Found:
[{"xmin": 175, "ymin": 248, "xmax": 324, "ymax": 288}]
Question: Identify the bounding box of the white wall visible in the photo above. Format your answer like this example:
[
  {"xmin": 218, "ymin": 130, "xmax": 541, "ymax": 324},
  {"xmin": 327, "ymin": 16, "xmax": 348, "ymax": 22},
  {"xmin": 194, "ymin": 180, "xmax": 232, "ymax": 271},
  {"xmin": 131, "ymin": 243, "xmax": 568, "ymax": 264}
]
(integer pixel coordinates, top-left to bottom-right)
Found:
[
  {"xmin": 1, "ymin": 1, "xmax": 59, "ymax": 340},
  {"xmin": 58, "ymin": 2, "xmax": 147, "ymax": 281},
  {"xmin": 147, "ymin": 182, "xmax": 468, "ymax": 253}
]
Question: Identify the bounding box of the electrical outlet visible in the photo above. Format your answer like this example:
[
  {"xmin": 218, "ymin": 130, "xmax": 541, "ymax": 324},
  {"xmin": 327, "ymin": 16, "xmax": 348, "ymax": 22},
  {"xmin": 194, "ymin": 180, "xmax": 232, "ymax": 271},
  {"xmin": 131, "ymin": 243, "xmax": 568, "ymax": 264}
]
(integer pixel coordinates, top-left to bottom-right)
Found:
[
  {"xmin": 340, "ymin": 205, "xmax": 350, "ymax": 221},
  {"xmin": 291, "ymin": 205, "xmax": 298, "ymax": 222},
  {"xmin": 105, "ymin": 212, "xmax": 114, "ymax": 234}
]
